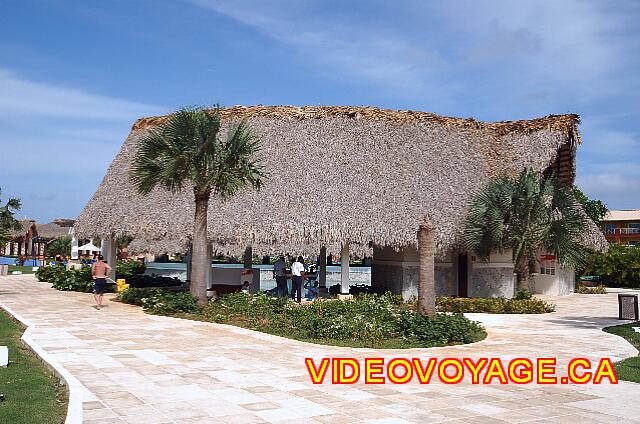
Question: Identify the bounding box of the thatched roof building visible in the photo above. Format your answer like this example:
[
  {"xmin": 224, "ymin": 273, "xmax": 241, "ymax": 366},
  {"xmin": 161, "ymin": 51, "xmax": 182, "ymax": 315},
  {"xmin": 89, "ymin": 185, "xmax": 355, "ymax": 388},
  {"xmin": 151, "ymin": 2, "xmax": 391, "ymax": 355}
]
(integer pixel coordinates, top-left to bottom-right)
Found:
[
  {"xmin": 36, "ymin": 219, "xmax": 75, "ymax": 240},
  {"xmin": 11, "ymin": 220, "xmax": 37, "ymax": 239},
  {"xmin": 75, "ymin": 105, "xmax": 607, "ymax": 257}
]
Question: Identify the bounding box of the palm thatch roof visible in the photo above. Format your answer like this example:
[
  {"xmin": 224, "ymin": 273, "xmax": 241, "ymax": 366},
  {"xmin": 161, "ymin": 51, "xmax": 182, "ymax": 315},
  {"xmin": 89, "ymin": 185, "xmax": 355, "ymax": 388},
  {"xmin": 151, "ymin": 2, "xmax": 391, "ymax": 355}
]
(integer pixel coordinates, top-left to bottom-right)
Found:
[
  {"xmin": 75, "ymin": 105, "xmax": 607, "ymax": 256},
  {"xmin": 36, "ymin": 220, "xmax": 74, "ymax": 240},
  {"xmin": 10, "ymin": 219, "xmax": 36, "ymax": 239}
]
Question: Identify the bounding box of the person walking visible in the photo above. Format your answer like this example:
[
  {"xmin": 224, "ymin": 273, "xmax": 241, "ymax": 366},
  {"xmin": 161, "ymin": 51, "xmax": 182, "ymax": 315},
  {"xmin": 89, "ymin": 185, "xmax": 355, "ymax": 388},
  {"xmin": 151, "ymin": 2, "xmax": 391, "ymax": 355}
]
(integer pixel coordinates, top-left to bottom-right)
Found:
[
  {"xmin": 291, "ymin": 256, "xmax": 305, "ymax": 303},
  {"xmin": 91, "ymin": 255, "xmax": 111, "ymax": 310},
  {"xmin": 273, "ymin": 255, "xmax": 287, "ymax": 297}
]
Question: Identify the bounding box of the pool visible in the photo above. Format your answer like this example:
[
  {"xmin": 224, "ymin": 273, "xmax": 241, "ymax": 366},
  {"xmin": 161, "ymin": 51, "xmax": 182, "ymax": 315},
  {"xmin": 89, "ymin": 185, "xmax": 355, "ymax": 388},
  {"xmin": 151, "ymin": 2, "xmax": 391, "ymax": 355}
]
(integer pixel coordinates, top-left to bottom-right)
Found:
[
  {"xmin": 0, "ymin": 257, "xmax": 43, "ymax": 266},
  {"xmin": 145, "ymin": 262, "xmax": 372, "ymax": 291}
]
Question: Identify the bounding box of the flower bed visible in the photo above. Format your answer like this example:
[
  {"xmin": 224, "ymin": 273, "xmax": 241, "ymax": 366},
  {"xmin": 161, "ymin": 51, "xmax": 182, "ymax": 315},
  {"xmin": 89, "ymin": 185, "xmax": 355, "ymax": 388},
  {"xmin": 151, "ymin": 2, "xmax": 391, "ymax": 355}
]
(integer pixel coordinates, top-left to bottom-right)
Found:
[
  {"xmin": 436, "ymin": 296, "xmax": 556, "ymax": 314},
  {"xmin": 116, "ymin": 290, "xmax": 486, "ymax": 349},
  {"xmin": 575, "ymin": 284, "xmax": 608, "ymax": 294}
]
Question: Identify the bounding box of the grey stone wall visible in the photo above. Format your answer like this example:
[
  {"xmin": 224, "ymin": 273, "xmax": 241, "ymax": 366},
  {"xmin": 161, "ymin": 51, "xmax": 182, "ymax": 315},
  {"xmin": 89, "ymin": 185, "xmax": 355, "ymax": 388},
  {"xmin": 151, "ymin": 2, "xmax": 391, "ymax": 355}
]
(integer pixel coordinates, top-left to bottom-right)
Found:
[
  {"xmin": 558, "ymin": 267, "xmax": 575, "ymax": 295},
  {"xmin": 469, "ymin": 265, "xmax": 515, "ymax": 298},
  {"xmin": 435, "ymin": 265, "xmax": 454, "ymax": 296},
  {"xmin": 371, "ymin": 245, "xmax": 456, "ymax": 300},
  {"xmin": 371, "ymin": 262, "xmax": 418, "ymax": 300}
]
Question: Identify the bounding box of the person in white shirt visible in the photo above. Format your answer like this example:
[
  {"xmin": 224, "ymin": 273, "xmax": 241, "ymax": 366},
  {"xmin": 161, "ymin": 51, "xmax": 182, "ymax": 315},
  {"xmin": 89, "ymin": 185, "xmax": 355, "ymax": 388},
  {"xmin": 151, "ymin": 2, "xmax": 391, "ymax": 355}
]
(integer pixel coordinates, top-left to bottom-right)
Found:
[{"xmin": 290, "ymin": 256, "xmax": 306, "ymax": 303}]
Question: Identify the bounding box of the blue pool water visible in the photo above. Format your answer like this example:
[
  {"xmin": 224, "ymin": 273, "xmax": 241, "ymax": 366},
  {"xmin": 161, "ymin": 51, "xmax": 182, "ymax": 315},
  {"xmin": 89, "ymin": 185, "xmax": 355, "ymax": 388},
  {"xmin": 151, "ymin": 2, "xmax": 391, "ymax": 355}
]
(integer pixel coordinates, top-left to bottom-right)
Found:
[
  {"xmin": 145, "ymin": 262, "xmax": 372, "ymax": 291},
  {"xmin": 0, "ymin": 257, "xmax": 43, "ymax": 266}
]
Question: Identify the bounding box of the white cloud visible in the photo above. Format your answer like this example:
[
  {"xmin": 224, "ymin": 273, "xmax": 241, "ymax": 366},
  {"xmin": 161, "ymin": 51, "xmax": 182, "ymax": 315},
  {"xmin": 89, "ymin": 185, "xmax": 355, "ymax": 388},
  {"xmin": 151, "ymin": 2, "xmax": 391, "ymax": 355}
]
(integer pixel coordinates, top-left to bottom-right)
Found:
[
  {"xmin": 0, "ymin": 68, "xmax": 166, "ymax": 221},
  {"xmin": 576, "ymin": 173, "xmax": 640, "ymax": 209},
  {"xmin": 0, "ymin": 68, "xmax": 164, "ymax": 120},
  {"xmin": 188, "ymin": 0, "xmax": 457, "ymax": 102},
  {"xmin": 189, "ymin": 0, "xmax": 637, "ymax": 111}
]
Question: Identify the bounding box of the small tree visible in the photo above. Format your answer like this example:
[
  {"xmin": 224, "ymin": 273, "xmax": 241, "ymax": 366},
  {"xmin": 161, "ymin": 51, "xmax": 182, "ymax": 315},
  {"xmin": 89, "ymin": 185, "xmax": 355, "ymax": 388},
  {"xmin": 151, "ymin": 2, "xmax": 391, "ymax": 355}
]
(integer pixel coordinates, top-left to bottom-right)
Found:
[
  {"xmin": 0, "ymin": 188, "xmax": 21, "ymax": 247},
  {"xmin": 47, "ymin": 236, "xmax": 72, "ymax": 257},
  {"xmin": 464, "ymin": 168, "xmax": 588, "ymax": 291},
  {"xmin": 573, "ymin": 187, "xmax": 608, "ymax": 226},
  {"xmin": 129, "ymin": 107, "xmax": 264, "ymax": 304}
]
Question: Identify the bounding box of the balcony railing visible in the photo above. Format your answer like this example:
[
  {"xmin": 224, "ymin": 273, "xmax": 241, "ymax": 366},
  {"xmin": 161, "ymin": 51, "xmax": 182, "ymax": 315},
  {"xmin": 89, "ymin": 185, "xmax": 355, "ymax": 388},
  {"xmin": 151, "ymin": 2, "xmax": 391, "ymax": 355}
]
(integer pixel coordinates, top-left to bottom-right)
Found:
[{"xmin": 604, "ymin": 228, "xmax": 640, "ymax": 235}]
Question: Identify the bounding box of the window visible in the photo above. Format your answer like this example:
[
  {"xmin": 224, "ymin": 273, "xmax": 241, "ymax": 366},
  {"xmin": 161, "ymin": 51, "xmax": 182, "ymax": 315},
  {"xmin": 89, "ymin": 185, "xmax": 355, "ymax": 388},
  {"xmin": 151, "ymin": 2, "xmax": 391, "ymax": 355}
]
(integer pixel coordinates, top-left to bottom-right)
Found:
[
  {"xmin": 605, "ymin": 223, "xmax": 616, "ymax": 234},
  {"xmin": 540, "ymin": 259, "xmax": 556, "ymax": 276}
]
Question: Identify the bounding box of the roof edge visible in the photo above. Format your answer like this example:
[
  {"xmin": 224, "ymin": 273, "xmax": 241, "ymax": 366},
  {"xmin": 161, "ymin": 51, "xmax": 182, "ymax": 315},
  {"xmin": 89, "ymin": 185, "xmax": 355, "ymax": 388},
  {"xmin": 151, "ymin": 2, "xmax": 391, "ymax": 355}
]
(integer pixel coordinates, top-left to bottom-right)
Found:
[{"xmin": 132, "ymin": 105, "xmax": 580, "ymax": 137}]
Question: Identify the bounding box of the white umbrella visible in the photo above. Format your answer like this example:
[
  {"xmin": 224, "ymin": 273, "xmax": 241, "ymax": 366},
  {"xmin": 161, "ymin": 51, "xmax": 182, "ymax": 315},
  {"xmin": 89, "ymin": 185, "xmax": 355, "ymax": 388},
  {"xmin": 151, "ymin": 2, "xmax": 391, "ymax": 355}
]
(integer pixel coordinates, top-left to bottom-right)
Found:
[{"xmin": 77, "ymin": 242, "xmax": 101, "ymax": 252}]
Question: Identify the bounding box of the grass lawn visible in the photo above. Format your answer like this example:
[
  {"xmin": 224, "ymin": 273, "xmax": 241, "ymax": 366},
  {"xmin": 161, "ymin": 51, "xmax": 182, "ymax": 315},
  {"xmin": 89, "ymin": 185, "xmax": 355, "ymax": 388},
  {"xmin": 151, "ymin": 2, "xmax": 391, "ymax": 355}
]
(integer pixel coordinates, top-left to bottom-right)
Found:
[
  {"xmin": 0, "ymin": 310, "xmax": 67, "ymax": 424},
  {"xmin": 7, "ymin": 265, "xmax": 37, "ymax": 274},
  {"xmin": 603, "ymin": 321, "xmax": 640, "ymax": 383}
]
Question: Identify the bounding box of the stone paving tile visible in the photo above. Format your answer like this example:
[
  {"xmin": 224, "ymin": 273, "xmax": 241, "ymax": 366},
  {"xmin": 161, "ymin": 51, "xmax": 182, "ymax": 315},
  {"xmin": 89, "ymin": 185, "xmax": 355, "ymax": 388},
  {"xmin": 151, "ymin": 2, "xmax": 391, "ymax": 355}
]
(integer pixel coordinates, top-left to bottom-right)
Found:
[{"xmin": 1, "ymin": 275, "xmax": 639, "ymax": 424}]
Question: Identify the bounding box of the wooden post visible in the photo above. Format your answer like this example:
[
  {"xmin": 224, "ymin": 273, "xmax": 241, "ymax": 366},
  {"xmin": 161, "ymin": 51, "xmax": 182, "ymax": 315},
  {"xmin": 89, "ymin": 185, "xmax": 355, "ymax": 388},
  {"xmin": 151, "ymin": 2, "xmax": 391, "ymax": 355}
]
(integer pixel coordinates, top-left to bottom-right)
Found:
[
  {"xmin": 185, "ymin": 242, "xmax": 192, "ymax": 283},
  {"xmin": 319, "ymin": 246, "xmax": 327, "ymax": 288},
  {"xmin": 243, "ymin": 245, "xmax": 252, "ymax": 268}
]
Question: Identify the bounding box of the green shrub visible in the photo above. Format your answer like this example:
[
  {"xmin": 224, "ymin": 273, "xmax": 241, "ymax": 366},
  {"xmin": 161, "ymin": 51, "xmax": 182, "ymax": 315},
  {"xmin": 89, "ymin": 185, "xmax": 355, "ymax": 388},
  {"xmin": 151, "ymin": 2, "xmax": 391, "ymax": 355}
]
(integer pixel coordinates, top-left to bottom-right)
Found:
[
  {"xmin": 116, "ymin": 260, "xmax": 145, "ymax": 279},
  {"xmin": 39, "ymin": 264, "xmax": 98, "ymax": 293},
  {"xmin": 48, "ymin": 266, "xmax": 94, "ymax": 293},
  {"xmin": 579, "ymin": 244, "xmax": 640, "ymax": 288},
  {"xmin": 575, "ymin": 283, "xmax": 608, "ymax": 294},
  {"xmin": 514, "ymin": 288, "xmax": 533, "ymax": 300},
  {"xmin": 115, "ymin": 287, "xmax": 154, "ymax": 306},
  {"xmin": 436, "ymin": 296, "xmax": 555, "ymax": 314},
  {"xmin": 126, "ymin": 274, "xmax": 183, "ymax": 288},
  {"xmin": 203, "ymin": 292, "xmax": 484, "ymax": 348},
  {"xmin": 35, "ymin": 264, "xmax": 65, "ymax": 282},
  {"xmin": 139, "ymin": 290, "xmax": 199, "ymax": 314},
  {"xmin": 398, "ymin": 312, "xmax": 484, "ymax": 345}
]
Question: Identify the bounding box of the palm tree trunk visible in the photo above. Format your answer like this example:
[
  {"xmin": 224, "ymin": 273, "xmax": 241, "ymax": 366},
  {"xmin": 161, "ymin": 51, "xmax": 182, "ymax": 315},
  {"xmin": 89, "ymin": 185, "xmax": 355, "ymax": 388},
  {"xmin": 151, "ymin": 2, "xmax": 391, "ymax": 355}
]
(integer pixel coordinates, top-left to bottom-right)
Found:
[
  {"xmin": 515, "ymin": 256, "xmax": 530, "ymax": 292},
  {"xmin": 417, "ymin": 226, "xmax": 436, "ymax": 317},
  {"xmin": 191, "ymin": 192, "xmax": 211, "ymax": 305}
]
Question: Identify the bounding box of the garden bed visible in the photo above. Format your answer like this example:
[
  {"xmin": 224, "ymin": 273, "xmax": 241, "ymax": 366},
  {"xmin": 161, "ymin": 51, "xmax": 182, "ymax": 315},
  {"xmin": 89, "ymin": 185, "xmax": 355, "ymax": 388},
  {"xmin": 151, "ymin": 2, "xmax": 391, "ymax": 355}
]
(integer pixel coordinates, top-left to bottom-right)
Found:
[
  {"xmin": 436, "ymin": 296, "xmax": 556, "ymax": 314},
  {"xmin": 115, "ymin": 289, "xmax": 486, "ymax": 349},
  {"xmin": 575, "ymin": 284, "xmax": 608, "ymax": 294}
]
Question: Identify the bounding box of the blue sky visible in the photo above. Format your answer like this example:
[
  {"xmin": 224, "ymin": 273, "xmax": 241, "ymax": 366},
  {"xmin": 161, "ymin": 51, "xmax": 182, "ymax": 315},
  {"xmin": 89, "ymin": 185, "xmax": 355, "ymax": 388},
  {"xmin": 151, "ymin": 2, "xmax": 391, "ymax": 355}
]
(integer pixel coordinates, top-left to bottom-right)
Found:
[{"xmin": 1, "ymin": 0, "xmax": 638, "ymax": 223}]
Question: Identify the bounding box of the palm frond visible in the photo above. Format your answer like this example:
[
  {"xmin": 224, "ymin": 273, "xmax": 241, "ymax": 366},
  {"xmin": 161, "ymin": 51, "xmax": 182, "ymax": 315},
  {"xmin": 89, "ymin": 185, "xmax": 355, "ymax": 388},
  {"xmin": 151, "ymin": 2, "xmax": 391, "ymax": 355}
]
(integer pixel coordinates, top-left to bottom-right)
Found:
[
  {"xmin": 129, "ymin": 106, "xmax": 265, "ymax": 201},
  {"xmin": 464, "ymin": 167, "xmax": 588, "ymax": 274}
]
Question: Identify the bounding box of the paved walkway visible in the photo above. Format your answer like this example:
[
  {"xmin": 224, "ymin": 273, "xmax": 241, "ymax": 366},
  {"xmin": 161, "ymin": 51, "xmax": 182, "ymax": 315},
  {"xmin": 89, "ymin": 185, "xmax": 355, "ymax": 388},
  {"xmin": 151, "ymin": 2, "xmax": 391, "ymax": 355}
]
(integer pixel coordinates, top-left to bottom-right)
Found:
[{"xmin": 0, "ymin": 275, "xmax": 639, "ymax": 424}]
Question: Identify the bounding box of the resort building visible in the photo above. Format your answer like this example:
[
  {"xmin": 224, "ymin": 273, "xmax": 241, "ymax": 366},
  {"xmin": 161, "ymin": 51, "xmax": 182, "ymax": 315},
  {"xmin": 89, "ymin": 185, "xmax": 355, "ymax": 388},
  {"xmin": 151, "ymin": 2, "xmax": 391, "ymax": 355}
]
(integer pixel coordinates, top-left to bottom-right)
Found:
[
  {"xmin": 2, "ymin": 219, "xmax": 38, "ymax": 256},
  {"xmin": 1, "ymin": 218, "xmax": 75, "ymax": 258},
  {"xmin": 602, "ymin": 210, "xmax": 640, "ymax": 246},
  {"xmin": 74, "ymin": 106, "xmax": 607, "ymax": 298}
]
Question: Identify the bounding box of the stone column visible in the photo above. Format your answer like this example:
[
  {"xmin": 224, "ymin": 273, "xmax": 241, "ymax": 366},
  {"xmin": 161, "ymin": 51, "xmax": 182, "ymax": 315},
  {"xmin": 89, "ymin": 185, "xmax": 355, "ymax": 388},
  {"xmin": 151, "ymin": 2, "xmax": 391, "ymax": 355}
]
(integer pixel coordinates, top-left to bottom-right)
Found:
[
  {"xmin": 340, "ymin": 243, "xmax": 350, "ymax": 294},
  {"xmin": 101, "ymin": 235, "xmax": 117, "ymax": 281},
  {"xmin": 205, "ymin": 243, "xmax": 212, "ymax": 290},
  {"xmin": 70, "ymin": 229, "xmax": 79, "ymax": 260},
  {"xmin": 319, "ymin": 246, "xmax": 327, "ymax": 288}
]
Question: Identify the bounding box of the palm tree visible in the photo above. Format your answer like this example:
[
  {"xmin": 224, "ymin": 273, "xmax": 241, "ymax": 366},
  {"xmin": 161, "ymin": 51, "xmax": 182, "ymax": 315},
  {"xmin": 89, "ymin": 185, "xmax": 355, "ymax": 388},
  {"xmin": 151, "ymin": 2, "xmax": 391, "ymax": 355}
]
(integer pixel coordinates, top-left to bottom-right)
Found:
[
  {"xmin": 0, "ymin": 189, "xmax": 21, "ymax": 247},
  {"xmin": 464, "ymin": 168, "xmax": 587, "ymax": 291},
  {"xmin": 417, "ymin": 224, "xmax": 436, "ymax": 316},
  {"xmin": 130, "ymin": 107, "xmax": 264, "ymax": 304}
]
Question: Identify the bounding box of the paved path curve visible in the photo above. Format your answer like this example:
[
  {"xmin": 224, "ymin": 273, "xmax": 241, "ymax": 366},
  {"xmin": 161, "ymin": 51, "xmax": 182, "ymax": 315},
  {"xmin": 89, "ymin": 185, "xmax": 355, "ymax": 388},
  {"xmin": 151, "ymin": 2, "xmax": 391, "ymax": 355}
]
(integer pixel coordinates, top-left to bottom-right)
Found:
[{"xmin": 0, "ymin": 275, "xmax": 638, "ymax": 423}]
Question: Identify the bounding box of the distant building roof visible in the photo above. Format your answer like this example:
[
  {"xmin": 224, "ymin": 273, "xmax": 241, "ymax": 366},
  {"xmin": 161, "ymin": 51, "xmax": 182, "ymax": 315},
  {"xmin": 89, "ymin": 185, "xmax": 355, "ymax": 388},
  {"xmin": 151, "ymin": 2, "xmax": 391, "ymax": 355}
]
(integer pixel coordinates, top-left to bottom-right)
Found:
[
  {"xmin": 11, "ymin": 219, "xmax": 36, "ymax": 238},
  {"xmin": 37, "ymin": 220, "xmax": 74, "ymax": 239},
  {"xmin": 604, "ymin": 210, "xmax": 640, "ymax": 222}
]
